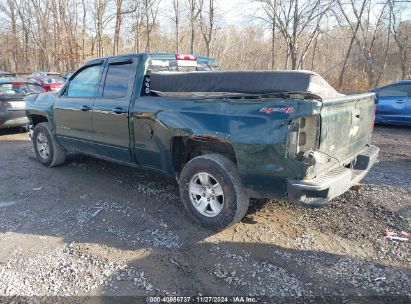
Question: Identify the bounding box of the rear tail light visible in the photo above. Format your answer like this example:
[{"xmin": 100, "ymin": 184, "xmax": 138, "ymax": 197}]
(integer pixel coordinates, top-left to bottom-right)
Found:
[
  {"xmin": 176, "ymin": 54, "xmax": 197, "ymax": 61},
  {"xmin": 287, "ymin": 115, "xmax": 320, "ymax": 160}
]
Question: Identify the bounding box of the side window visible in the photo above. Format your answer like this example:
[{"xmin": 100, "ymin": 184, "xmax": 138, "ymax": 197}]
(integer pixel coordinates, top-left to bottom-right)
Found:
[
  {"xmin": 103, "ymin": 62, "xmax": 133, "ymax": 98},
  {"xmin": 378, "ymin": 84, "xmax": 411, "ymax": 97},
  {"xmin": 67, "ymin": 65, "xmax": 102, "ymax": 97}
]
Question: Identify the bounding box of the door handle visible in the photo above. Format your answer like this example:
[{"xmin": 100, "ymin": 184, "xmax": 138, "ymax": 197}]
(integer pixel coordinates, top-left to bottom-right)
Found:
[
  {"xmin": 80, "ymin": 105, "xmax": 92, "ymax": 111},
  {"xmin": 112, "ymin": 107, "xmax": 128, "ymax": 114},
  {"xmin": 395, "ymin": 100, "xmax": 405, "ymax": 104}
]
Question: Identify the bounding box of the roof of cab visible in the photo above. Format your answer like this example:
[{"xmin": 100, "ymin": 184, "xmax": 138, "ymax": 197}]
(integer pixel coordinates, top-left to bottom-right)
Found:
[
  {"xmin": 370, "ymin": 79, "xmax": 411, "ymax": 92},
  {"xmin": 84, "ymin": 52, "xmax": 217, "ymax": 66}
]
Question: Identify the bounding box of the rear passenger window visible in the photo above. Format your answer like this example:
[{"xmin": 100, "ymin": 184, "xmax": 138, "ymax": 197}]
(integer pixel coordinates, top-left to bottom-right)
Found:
[{"xmin": 103, "ymin": 63, "xmax": 133, "ymax": 98}]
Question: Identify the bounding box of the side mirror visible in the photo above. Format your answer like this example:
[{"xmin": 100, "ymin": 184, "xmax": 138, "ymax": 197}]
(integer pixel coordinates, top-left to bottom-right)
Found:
[{"xmin": 59, "ymin": 83, "xmax": 68, "ymax": 97}]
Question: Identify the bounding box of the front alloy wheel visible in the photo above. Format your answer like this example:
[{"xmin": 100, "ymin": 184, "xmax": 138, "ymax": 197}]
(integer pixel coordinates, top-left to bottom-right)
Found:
[
  {"xmin": 32, "ymin": 122, "xmax": 66, "ymax": 167},
  {"xmin": 36, "ymin": 131, "xmax": 50, "ymax": 160}
]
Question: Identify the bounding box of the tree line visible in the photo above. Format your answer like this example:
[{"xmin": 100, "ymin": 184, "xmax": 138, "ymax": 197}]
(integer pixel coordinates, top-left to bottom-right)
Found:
[{"xmin": 0, "ymin": 0, "xmax": 410, "ymax": 92}]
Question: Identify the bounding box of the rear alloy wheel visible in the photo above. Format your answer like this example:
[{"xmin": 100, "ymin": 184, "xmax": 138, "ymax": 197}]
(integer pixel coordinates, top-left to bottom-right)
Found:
[
  {"xmin": 189, "ymin": 172, "xmax": 224, "ymax": 217},
  {"xmin": 32, "ymin": 122, "xmax": 66, "ymax": 167},
  {"xmin": 179, "ymin": 154, "xmax": 249, "ymax": 230}
]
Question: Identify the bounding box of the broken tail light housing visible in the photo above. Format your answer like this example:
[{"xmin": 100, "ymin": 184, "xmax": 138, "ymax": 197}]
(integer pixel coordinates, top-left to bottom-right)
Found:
[{"xmin": 287, "ymin": 115, "xmax": 320, "ymax": 161}]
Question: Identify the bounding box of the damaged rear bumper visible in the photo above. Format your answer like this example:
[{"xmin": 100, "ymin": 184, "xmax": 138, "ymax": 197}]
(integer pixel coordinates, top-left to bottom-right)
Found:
[{"xmin": 287, "ymin": 145, "xmax": 379, "ymax": 207}]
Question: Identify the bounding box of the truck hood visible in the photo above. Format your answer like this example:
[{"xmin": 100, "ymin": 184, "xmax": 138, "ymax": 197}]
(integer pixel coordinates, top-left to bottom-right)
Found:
[{"xmin": 25, "ymin": 91, "xmax": 58, "ymax": 108}]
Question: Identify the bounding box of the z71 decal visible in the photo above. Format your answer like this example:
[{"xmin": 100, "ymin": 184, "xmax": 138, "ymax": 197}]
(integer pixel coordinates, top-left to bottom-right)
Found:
[{"xmin": 260, "ymin": 107, "xmax": 294, "ymax": 114}]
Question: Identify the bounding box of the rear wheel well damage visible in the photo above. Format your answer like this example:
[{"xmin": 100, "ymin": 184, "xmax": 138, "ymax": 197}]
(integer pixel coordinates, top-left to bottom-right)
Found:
[
  {"xmin": 172, "ymin": 136, "xmax": 237, "ymax": 177},
  {"xmin": 28, "ymin": 114, "xmax": 48, "ymax": 127}
]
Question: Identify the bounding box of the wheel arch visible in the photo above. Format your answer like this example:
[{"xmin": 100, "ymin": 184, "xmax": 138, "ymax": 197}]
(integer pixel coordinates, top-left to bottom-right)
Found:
[
  {"xmin": 28, "ymin": 113, "xmax": 49, "ymax": 128},
  {"xmin": 171, "ymin": 136, "xmax": 237, "ymax": 177}
]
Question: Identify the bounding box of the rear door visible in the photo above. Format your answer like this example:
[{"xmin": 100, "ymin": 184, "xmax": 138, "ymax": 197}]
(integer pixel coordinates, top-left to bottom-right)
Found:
[
  {"xmin": 375, "ymin": 83, "xmax": 411, "ymax": 124},
  {"xmin": 92, "ymin": 57, "xmax": 137, "ymax": 162},
  {"xmin": 54, "ymin": 62, "xmax": 104, "ymax": 151}
]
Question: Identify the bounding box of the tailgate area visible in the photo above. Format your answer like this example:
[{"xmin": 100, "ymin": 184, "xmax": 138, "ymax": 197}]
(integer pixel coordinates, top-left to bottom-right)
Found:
[
  {"xmin": 307, "ymin": 93, "xmax": 376, "ymax": 179},
  {"xmin": 288, "ymin": 145, "xmax": 379, "ymax": 207},
  {"xmin": 288, "ymin": 92, "xmax": 378, "ymax": 206},
  {"xmin": 320, "ymin": 93, "xmax": 375, "ymax": 161}
]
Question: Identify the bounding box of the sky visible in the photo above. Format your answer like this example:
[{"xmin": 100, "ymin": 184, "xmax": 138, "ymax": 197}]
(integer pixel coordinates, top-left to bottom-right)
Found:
[
  {"xmin": 159, "ymin": 0, "xmax": 411, "ymax": 31},
  {"xmin": 217, "ymin": 0, "xmax": 411, "ymax": 24}
]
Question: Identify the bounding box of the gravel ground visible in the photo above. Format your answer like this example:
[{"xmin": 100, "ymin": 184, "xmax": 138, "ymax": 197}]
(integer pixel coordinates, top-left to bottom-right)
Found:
[{"xmin": 0, "ymin": 125, "xmax": 410, "ymax": 301}]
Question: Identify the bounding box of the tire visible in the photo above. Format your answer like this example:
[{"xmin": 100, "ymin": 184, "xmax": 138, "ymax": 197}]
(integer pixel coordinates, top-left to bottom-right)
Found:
[
  {"xmin": 32, "ymin": 122, "xmax": 66, "ymax": 167},
  {"xmin": 179, "ymin": 154, "xmax": 249, "ymax": 230}
]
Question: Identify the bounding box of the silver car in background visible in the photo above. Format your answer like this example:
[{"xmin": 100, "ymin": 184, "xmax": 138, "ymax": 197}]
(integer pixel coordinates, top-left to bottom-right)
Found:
[{"xmin": 0, "ymin": 78, "xmax": 44, "ymax": 129}]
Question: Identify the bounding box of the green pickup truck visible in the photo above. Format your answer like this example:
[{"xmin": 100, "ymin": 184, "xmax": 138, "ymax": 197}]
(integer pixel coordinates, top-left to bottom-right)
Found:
[{"xmin": 25, "ymin": 52, "xmax": 379, "ymax": 230}]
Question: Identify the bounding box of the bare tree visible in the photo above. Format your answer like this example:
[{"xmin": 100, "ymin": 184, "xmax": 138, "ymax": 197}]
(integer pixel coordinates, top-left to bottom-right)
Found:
[
  {"xmin": 257, "ymin": 0, "xmax": 334, "ymax": 70},
  {"xmin": 186, "ymin": 0, "xmax": 202, "ymax": 53},
  {"xmin": 0, "ymin": 0, "xmax": 409, "ymax": 92},
  {"xmin": 113, "ymin": 0, "xmax": 136, "ymax": 55},
  {"xmin": 359, "ymin": 0, "xmax": 390, "ymax": 87},
  {"xmin": 389, "ymin": 0, "xmax": 411, "ymax": 79},
  {"xmin": 254, "ymin": 0, "xmax": 278, "ymax": 69},
  {"xmin": 91, "ymin": 0, "xmax": 113, "ymax": 57},
  {"xmin": 0, "ymin": 0, "xmax": 19, "ymax": 71},
  {"xmin": 30, "ymin": 0, "xmax": 53, "ymax": 69},
  {"xmin": 334, "ymin": 0, "xmax": 368, "ymax": 88},
  {"xmin": 80, "ymin": 0, "xmax": 87, "ymax": 59},
  {"xmin": 170, "ymin": 0, "xmax": 182, "ymax": 52},
  {"xmin": 141, "ymin": 0, "xmax": 159, "ymax": 52},
  {"xmin": 376, "ymin": 2, "xmax": 392, "ymax": 86},
  {"xmin": 199, "ymin": 0, "xmax": 217, "ymax": 57},
  {"xmin": 15, "ymin": 0, "xmax": 32, "ymax": 67},
  {"xmin": 131, "ymin": 3, "xmax": 144, "ymax": 53}
]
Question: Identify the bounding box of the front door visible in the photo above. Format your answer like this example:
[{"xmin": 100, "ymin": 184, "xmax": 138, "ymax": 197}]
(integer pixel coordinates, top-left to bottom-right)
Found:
[
  {"xmin": 54, "ymin": 62, "xmax": 104, "ymax": 152},
  {"xmin": 376, "ymin": 83, "xmax": 411, "ymax": 124},
  {"xmin": 405, "ymin": 89, "xmax": 411, "ymax": 124},
  {"xmin": 92, "ymin": 57, "xmax": 137, "ymax": 162}
]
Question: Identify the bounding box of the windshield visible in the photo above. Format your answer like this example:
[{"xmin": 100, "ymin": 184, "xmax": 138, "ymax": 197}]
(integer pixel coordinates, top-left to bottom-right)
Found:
[{"xmin": 0, "ymin": 82, "xmax": 44, "ymax": 97}]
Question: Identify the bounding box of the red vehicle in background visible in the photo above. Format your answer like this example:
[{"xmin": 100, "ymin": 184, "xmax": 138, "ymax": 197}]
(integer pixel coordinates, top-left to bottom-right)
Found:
[{"xmin": 27, "ymin": 75, "xmax": 66, "ymax": 92}]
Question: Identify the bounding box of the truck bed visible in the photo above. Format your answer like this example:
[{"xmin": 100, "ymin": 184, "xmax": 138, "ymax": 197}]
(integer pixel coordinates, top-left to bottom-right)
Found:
[{"xmin": 149, "ymin": 70, "xmax": 343, "ymax": 100}]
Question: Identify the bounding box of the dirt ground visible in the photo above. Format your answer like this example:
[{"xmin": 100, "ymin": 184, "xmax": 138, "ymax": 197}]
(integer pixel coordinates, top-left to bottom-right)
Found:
[{"xmin": 0, "ymin": 125, "xmax": 410, "ymax": 302}]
